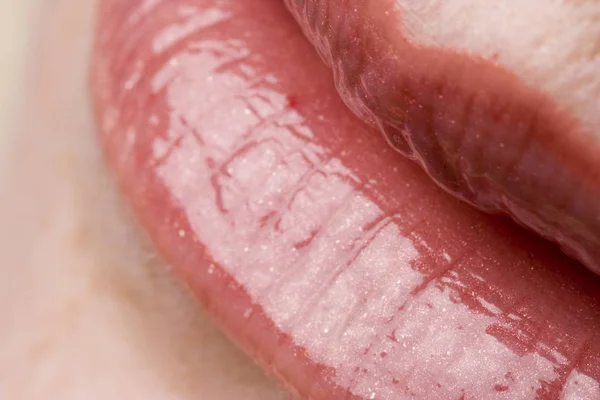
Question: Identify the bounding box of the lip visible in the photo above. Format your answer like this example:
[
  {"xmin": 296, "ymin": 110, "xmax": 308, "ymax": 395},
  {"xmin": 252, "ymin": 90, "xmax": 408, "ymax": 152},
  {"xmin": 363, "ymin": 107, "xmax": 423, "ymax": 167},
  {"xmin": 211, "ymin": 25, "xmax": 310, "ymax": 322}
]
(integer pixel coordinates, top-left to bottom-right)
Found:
[{"xmin": 91, "ymin": 0, "xmax": 600, "ymax": 399}]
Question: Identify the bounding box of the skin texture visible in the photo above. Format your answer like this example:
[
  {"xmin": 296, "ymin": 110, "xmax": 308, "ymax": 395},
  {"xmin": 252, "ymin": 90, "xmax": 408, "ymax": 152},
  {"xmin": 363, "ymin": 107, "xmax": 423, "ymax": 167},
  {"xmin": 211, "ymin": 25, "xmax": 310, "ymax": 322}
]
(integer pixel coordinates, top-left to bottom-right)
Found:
[{"xmin": 0, "ymin": 0, "xmax": 599, "ymax": 399}]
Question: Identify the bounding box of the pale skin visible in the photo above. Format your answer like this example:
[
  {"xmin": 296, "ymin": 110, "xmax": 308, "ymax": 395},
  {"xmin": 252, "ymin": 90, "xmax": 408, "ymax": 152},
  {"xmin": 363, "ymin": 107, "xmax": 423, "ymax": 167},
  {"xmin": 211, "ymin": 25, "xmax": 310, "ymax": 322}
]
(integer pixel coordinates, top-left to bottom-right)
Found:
[{"xmin": 0, "ymin": 0, "xmax": 598, "ymax": 399}]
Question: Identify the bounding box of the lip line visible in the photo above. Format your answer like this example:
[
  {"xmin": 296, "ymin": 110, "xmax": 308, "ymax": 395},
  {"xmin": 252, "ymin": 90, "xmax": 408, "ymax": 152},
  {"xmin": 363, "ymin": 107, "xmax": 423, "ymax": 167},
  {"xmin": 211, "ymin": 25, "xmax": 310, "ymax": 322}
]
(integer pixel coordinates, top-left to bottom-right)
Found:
[{"xmin": 91, "ymin": 0, "xmax": 600, "ymax": 398}]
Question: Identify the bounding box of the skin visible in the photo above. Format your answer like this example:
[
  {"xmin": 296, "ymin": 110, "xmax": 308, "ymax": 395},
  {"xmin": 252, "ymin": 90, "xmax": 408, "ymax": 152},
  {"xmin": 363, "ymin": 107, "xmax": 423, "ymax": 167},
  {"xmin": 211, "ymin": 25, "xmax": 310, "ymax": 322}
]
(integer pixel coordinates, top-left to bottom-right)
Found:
[{"xmin": 0, "ymin": 0, "xmax": 597, "ymax": 398}]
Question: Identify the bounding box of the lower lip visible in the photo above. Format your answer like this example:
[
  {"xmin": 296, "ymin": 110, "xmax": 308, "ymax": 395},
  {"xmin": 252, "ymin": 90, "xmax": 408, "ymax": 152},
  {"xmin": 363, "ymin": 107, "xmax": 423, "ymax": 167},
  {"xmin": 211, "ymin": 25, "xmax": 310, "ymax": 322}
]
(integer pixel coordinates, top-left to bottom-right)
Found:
[{"xmin": 91, "ymin": 0, "xmax": 600, "ymax": 398}]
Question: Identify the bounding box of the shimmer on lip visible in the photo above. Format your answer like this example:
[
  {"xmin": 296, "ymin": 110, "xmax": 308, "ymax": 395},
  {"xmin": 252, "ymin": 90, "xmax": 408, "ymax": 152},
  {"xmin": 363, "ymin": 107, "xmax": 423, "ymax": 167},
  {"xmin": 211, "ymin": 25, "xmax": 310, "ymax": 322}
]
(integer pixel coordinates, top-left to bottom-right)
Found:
[
  {"xmin": 91, "ymin": 0, "xmax": 600, "ymax": 399},
  {"xmin": 284, "ymin": 0, "xmax": 600, "ymax": 276}
]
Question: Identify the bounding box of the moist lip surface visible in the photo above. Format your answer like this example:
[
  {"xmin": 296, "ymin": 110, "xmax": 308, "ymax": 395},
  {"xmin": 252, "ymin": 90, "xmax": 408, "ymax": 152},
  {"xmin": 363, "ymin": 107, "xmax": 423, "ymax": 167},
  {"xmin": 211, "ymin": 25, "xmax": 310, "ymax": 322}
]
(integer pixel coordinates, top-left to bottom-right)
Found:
[
  {"xmin": 284, "ymin": 0, "xmax": 600, "ymax": 276},
  {"xmin": 91, "ymin": 0, "xmax": 600, "ymax": 399}
]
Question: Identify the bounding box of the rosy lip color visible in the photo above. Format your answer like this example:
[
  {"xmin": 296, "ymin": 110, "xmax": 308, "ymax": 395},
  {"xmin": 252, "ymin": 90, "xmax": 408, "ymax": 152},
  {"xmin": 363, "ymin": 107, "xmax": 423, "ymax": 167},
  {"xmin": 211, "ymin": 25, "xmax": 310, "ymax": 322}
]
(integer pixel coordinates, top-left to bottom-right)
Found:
[{"xmin": 91, "ymin": 0, "xmax": 600, "ymax": 398}]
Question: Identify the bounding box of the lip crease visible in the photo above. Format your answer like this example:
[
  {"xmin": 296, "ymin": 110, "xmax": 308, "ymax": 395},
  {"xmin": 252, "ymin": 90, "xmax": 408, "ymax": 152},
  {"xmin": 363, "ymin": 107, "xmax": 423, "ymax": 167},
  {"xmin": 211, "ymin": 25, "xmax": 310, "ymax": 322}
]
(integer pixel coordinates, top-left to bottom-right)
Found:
[{"xmin": 91, "ymin": 0, "xmax": 600, "ymax": 399}]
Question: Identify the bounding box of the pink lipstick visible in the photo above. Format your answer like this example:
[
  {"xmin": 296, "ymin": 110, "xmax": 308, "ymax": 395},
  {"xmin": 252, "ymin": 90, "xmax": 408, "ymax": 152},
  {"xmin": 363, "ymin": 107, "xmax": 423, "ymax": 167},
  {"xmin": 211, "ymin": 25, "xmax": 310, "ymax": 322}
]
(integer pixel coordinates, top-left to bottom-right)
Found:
[{"xmin": 91, "ymin": 0, "xmax": 600, "ymax": 398}]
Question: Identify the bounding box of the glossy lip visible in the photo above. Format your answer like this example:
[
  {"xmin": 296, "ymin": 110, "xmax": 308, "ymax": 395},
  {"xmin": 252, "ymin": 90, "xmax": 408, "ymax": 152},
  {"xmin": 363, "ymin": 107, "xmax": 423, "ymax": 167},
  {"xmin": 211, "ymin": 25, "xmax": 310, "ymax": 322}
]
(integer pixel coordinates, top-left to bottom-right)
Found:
[
  {"xmin": 284, "ymin": 0, "xmax": 600, "ymax": 275},
  {"xmin": 91, "ymin": 0, "xmax": 600, "ymax": 399}
]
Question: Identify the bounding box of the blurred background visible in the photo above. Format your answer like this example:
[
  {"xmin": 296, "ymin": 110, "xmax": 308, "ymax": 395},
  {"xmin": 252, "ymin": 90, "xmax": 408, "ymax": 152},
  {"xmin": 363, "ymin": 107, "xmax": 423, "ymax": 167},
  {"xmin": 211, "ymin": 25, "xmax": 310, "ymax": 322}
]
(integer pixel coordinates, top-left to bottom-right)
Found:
[{"xmin": 0, "ymin": 0, "xmax": 37, "ymax": 158}]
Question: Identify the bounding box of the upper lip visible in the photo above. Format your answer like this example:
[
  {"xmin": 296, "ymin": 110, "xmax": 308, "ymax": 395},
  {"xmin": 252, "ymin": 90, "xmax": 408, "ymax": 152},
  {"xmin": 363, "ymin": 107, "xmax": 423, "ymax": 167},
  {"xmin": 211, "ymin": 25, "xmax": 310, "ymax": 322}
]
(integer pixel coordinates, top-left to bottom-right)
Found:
[
  {"xmin": 285, "ymin": 0, "xmax": 600, "ymax": 276},
  {"xmin": 91, "ymin": 0, "xmax": 600, "ymax": 398}
]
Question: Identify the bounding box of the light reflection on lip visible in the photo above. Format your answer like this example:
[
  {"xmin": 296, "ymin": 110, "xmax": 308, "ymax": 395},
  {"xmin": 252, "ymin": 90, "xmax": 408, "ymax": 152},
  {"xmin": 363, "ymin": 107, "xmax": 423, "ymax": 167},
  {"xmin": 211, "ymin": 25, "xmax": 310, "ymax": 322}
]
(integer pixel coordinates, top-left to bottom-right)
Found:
[{"xmin": 91, "ymin": 0, "xmax": 600, "ymax": 398}]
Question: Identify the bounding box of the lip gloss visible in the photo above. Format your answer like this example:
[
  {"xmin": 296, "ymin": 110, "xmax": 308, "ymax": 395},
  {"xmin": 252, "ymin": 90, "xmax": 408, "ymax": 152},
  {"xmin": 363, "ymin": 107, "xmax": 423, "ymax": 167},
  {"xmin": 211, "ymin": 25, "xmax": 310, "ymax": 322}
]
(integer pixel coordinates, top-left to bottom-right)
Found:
[{"xmin": 91, "ymin": 0, "xmax": 600, "ymax": 398}]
